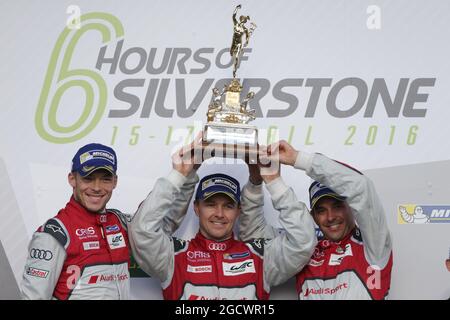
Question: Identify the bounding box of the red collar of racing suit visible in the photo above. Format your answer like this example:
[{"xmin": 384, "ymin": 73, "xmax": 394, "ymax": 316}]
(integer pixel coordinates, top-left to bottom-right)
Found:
[
  {"xmin": 66, "ymin": 196, "xmax": 108, "ymax": 225},
  {"xmin": 318, "ymin": 226, "xmax": 357, "ymax": 251},
  {"xmin": 193, "ymin": 232, "xmax": 238, "ymax": 252}
]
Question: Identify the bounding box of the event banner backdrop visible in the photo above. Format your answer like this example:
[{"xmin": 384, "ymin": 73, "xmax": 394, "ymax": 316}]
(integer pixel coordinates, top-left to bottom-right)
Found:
[{"xmin": 0, "ymin": 0, "xmax": 449, "ymax": 299}]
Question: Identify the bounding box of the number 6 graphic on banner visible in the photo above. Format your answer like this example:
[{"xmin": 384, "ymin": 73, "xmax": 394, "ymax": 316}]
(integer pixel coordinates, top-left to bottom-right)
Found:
[{"xmin": 35, "ymin": 12, "xmax": 124, "ymax": 143}]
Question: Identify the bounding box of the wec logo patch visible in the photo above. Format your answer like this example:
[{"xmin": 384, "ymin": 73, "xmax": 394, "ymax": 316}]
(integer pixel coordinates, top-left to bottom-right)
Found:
[
  {"xmin": 107, "ymin": 232, "xmax": 126, "ymax": 249},
  {"xmin": 222, "ymin": 259, "xmax": 255, "ymax": 276}
]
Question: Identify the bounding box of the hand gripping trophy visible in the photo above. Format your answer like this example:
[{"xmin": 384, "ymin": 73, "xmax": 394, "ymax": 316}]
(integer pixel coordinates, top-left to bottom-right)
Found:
[{"xmin": 202, "ymin": 5, "xmax": 259, "ymax": 161}]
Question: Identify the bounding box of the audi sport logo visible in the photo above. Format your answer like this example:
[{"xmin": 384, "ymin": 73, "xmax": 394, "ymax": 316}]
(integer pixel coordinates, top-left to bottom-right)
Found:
[
  {"xmin": 208, "ymin": 243, "xmax": 227, "ymax": 251},
  {"xmin": 30, "ymin": 248, "xmax": 53, "ymax": 261}
]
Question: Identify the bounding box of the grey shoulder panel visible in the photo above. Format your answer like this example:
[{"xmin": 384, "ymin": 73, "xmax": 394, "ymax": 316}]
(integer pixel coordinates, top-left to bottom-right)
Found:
[
  {"xmin": 246, "ymin": 238, "xmax": 266, "ymax": 257},
  {"xmin": 172, "ymin": 237, "xmax": 188, "ymax": 253},
  {"xmin": 108, "ymin": 208, "xmax": 131, "ymax": 231},
  {"xmin": 43, "ymin": 218, "xmax": 69, "ymax": 249},
  {"xmin": 352, "ymin": 227, "xmax": 364, "ymax": 243}
]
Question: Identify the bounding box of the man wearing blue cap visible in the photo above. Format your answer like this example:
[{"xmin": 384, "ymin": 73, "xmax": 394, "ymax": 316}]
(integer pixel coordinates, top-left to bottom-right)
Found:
[
  {"xmin": 129, "ymin": 135, "xmax": 317, "ymax": 300},
  {"xmin": 20, "ymin": 143, "xmax": 131, "ymax": 299},
  {"xmin": 239, "ymin": 140, "xmax": 393, "ymax": 300},
  {"xmin": 20, "ymin": 143, "xmax": 195, "ymax": 300}
]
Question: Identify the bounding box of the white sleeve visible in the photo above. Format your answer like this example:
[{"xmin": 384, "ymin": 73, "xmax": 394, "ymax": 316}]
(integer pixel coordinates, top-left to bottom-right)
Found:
[
  {"xmin": 295, "ymin": 152, "xmax": 392, "ymax": 269},
  {"xmin": 161, "ymin": 170, "xmax": 198, "ymax": 235},
  {"xmin": 114, "ymin": 170, "xmax": 197, "ymax": 236},
  {"xmin": 128, "ymin": 170, "xmax": 192, "ymax": 283},
  {"xmin": 263, "ymin": 177, "xmax": 317, "ymax": 290},
  {"xmin": 20, "ymin": 232, "xmax": 66, "ymax": 299},
  {"xmin": 239, "ymin": 181, "xmax": 277, "ymax": 241}
]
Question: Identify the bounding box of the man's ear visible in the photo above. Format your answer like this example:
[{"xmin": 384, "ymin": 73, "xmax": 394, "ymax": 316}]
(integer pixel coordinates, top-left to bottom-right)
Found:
[
  {"xmin": 68, "ymin": 172, "xmax": 76, "ymax": 188},
  {"xmin": 193, "ymin": 201, "xmax": 200, "ymax": 217},
  {"xmin": 310, "ymin": 209, "xmax": 319, "ymax": 224},
  {"xmin": 113, "ymin": 175, "xmax": 118, "ymax": 189}
]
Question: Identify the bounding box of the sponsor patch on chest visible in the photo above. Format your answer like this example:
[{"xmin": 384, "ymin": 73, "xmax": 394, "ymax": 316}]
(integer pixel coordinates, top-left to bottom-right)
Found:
[
  {"xmin": 223, "ymin": 251, "xmax": 250, "ymax": 260},
  {"xmin": 222, "ymin": 259, "xmax": 255, "ymax": 276},
  {"xmin": 107, "ymin": 232, "xmax": 126, "ymax": 249},
  {"xmin": 308, "ymin": 259, "xmax": 325, "ymax": 267},
  {"xmin": 105, "ymin": 224, "xmax": 120, "ymax": 233},
  {"xmin": 83, "ymin": 241, "xmax": 100, "ymax": 251},
  {"xmin": 329, "ymin": 243, "xmax": 353, "ymax": 266},
  {"xmin": 187, "ymin": 265, "xmax": 212, "ymax": 273}
]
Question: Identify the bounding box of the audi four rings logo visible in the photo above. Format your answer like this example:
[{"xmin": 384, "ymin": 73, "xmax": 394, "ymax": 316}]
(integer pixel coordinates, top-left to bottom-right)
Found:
[
  {"xmin": 30, "ymin": 248, "xmax": 53, "ymax": 261},
  {"xmin": 208, "ymin": 243, "xmax": 227, "ymax": 251}
]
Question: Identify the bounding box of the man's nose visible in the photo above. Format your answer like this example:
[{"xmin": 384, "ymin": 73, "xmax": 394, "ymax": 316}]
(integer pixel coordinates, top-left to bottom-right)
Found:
[
  {"xmin": 92, "ymin": 178, "xmax": 101, "ymax": 191},
  {"xmin": 326, "ymin": 209, "xmax": 337, "ymax": 222},
  {"xmin": 214, "ymin": 206, "xmax": 225, "ymax": 218}
]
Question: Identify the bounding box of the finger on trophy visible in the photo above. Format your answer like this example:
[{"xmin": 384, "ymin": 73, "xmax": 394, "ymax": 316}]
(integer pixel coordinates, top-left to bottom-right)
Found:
[
  {"xmin": 267, "ymin": 141, "xmax": 281, "ymax": 156},
  {"xmin": 257, "ymin": 146, "xmax": 272, "ymax": 168},
  {"xmin": 182, "ymin": 131, "xmax": 201, "ymax": 156},
  {"xmin": 190, "ymin": 131, "xmax": 204, "ymax": 164}
]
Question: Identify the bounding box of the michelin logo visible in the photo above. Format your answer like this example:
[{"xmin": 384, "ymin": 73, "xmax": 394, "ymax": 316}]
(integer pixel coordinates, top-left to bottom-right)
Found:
[
  {"xmin": 80, "ymin": 150, "xmax": 115, "ymax": 165},
  {"xmin": 398, "ymin": 205, "xmax": 450, "ymax": 224},
  {"xmin": 202, "ymin": 177, "xmax": 237, "ymax": 193}
]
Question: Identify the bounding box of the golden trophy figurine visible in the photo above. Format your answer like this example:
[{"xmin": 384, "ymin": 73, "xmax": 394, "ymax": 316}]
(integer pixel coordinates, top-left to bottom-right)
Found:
[
  {"xmin": 203, "ymin": 4, "xmax": 259, "ymax": 161},
  {"xmin": 230, "ymin": 4, "xmax": 257, "ymax": 79}
]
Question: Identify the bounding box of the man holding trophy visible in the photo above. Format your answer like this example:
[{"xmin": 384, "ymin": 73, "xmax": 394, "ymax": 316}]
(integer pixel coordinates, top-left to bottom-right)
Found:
[
  {"xmin": 128, "ymin": 133, "xmax": 316, "ymax": 299},
  {"xmin": 239, "ymin": 140, "xmax": 394, "ymax": 300},
  {"xmin": 128, "ymin": 6, "xmax": 317, "ymax": 300}
]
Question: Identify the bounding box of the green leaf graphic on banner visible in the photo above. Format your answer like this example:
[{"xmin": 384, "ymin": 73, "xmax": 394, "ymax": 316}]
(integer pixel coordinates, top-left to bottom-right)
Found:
[{"xmin": 35, "ymin": 12, "xmax": 124, "ymax": 143}]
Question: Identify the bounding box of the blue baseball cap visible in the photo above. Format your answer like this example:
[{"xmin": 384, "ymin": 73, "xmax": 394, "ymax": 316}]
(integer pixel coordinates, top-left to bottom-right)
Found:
[
  {"xmin": 71, "ymin": 143, "xmax": 117, "ymax": 177},
  {"xmin": 195, "ymin": 173, "xmax": 240, "ymax": 204},
  {"xmin": 309, "ymin": 181, "xmax": 346, "ymax": 209}
]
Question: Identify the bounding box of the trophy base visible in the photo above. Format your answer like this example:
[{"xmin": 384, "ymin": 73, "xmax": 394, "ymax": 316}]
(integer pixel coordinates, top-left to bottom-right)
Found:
[
  {"xmin": 203, "ymin": 122, "xmax": 259, "ymax": 163},
  {"xmin": 202, "ymin": 142, "xmax": 260, "ymax": 163}
]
